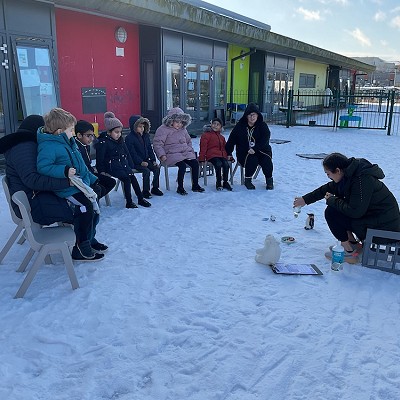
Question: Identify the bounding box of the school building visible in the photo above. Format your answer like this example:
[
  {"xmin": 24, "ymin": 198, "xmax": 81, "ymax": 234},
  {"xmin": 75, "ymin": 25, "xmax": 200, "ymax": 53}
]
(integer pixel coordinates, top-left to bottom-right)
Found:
[{"xmin": 0, "ymin": 0, "xmax": 374, "ymax": 137}]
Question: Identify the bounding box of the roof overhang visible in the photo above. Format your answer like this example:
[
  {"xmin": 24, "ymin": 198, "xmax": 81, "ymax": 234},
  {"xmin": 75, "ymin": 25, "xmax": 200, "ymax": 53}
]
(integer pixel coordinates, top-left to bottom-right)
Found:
[{"xmin": 48, "ymin": 0, "xmax": 375, "ymax": 73}]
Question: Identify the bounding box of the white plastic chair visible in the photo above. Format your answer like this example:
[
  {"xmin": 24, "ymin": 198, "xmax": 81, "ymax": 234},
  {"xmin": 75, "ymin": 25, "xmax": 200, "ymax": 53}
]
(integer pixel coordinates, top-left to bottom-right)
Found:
[
  {"xmin": 200, "ymin": 161, "xmax": 234, "ymax": 186},
  {"xmin": 231, "ymin": 163, "xmax": 261, "ymax": 185},
  {"xmin": 161, "ymin": 162, "xmax": 192, "ymax": 191},
  {"xmin": 0, "ymin": 176, "xmax": 32, "ymax": 271},
  {"xmin": 11, "ymin": 191, "xmax": 79, "ymax": 298}
]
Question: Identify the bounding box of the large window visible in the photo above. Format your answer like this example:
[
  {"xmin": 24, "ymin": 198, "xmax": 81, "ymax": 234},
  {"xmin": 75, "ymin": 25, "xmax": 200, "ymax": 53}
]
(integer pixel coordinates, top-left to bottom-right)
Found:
[
  {"xmin": 299, "ymin": 73, "xmax": 316, "ymax": 88},
  {"xmin": 15, "ymin": 44, "xmax": 57, "ymax": 116}
]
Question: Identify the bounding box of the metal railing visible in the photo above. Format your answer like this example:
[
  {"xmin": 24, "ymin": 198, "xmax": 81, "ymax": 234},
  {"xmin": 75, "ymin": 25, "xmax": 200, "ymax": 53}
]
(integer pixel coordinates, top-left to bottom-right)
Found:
[{"xmin": 225, "ymin": 89, "xmax": 400, "ymax": 135}]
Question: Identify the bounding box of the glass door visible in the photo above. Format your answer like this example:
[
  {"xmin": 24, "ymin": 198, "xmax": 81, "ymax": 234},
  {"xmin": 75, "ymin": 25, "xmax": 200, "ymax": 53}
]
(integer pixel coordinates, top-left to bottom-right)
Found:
[
  {"xmin": 184, "ymin": 62, "xmax": 211, "ymax": 127},
  {"xmin": 214, "ymin": 65, "xmax": 226, "ymax": 109},
  {"xmin": 14, "ymin": 42, "xmax": 58, "ymax": 116},
  {"xmin": 199, "ymin": 64, "xmax": 210, "ymax": 122}
]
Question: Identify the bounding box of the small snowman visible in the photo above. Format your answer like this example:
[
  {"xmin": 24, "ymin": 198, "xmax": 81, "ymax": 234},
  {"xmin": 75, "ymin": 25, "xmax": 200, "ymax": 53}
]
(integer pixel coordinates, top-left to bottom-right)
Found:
[{"xmin": 255, "ymin": 235, "xmax": 281, "ymax": 266}]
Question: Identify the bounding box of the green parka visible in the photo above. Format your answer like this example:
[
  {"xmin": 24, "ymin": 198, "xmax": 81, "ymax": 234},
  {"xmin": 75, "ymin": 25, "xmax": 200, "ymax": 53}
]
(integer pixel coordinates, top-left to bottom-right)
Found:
[{"xmin": 302, "ymin": 157, "xmax": 400, "ymax": 240}]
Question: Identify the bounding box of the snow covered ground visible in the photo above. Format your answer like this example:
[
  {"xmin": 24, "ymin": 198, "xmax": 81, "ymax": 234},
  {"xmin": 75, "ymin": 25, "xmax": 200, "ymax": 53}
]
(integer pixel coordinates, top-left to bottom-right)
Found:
[{"xmin": 1, "ymin": 124, "xmax": 400, "ymax": 400}]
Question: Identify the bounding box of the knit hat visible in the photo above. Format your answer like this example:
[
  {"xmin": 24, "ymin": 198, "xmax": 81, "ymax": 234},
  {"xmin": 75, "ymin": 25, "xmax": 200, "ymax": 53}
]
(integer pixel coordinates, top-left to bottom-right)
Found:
[
  {"xmin": 75, "ymin": 120, "xmax": 94, "ymax": 134},
  {"xmin": 129, "ymin": 115, "xmax": 151, "ymax": 133},
  {"xmin": 104, "ymin": 111, "xmax": 123, "ymax": 131},
  {"xmin": 211, "ymin": 117, "xmax": 223, "ymax": 125},
  {"xmin": 162, "ymin": 107, "xmax": 191, "ymax": 128},
  {"xmin": 17, "ymin": 115, "xmax": 44, "ymax": 134}
]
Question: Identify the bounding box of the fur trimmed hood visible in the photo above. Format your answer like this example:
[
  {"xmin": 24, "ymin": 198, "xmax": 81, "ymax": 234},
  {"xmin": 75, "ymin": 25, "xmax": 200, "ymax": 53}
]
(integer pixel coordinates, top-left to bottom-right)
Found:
[
  {"xmin": 162, "ymin": 107, "xmax": 191, "ymax": 128},
  {"xmin": 129, "ymin": 115, "xmax": 151, "ymax": 133}
]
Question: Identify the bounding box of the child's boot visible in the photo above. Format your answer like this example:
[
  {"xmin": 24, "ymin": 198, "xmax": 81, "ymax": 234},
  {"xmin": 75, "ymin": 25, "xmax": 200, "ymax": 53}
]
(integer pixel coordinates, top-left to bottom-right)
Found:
[
  {"xmin": 192, "ymin": 184, "xmax": 205, "ymax": 192},
  {"xmin": 138, "ymin": 198, "xmax": 151, "ymax": 207},
  {"xmin": 72, "ymin": 240, "xmax": 104, "ymax": 261},
  {"xmin": 223, "ymin": 181, "xmax": 233, "ymax": 191},
  {"xmin": 177, "ymin": 186, "xmax": 188, "ymax": 195},
  {"xmin": 266, "ymin": 177, "xmax": 274, "ymax": 190},
  {"xmin": 151, "ymin": 187, "xmax": 164, "ymax": 196}
]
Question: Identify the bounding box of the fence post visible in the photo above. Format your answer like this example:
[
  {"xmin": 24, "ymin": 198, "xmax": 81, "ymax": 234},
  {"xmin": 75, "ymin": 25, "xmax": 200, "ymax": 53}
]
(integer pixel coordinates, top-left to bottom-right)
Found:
[
  {"xmin": 387, "ymin": 90, "xmax": 395, "ymax": 136},
  {"xmin": 333, "ymin": 90, "xmax": 340, "ymax": 128},
  {"xmin": 286, "ymin": 89, "xmax": 293, "ymax": 128}
]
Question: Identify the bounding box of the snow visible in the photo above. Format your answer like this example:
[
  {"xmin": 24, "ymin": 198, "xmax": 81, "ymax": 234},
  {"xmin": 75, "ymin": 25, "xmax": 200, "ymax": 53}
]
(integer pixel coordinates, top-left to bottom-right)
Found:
[{"xmin": 1, "ymin": 124, "xmax": 400, "ymax": 400}]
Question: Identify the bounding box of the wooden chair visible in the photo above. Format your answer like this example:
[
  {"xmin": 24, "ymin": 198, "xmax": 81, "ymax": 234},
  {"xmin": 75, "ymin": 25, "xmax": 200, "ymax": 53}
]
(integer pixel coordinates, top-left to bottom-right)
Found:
[{"xmin": 11, "ymin": 191, "xmax": 79, "ymax": 298}]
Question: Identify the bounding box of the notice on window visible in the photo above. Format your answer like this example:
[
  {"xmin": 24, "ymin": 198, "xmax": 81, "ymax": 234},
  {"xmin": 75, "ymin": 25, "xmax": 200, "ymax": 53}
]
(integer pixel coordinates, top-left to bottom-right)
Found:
[
  {"xmin": 35, "ymin": 48, "xmax": 50, "ymax": 66},
  {"xmin": 40, "ymin": 82, "xmax": 53, "ymax": 95},
  {"xmin": 20, "ymin": 69, "xmax": 40, "ymax": 88},
  {"xmin": 17, "ymin": 48, "xmax": 29, "ymax": 68}
]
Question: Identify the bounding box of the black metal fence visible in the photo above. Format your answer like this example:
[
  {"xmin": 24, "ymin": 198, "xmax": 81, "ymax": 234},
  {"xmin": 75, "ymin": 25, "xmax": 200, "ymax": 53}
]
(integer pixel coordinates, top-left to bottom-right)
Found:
[{"xmin": 226, "ymin": 89, "xmax": 400, "ymax": 135}]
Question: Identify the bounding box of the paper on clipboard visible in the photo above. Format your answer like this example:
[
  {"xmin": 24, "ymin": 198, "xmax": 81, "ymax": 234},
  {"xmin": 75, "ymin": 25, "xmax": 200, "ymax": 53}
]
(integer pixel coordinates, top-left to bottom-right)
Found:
[{"xmin": 272, "ymin": 263, "xmax": 323, "ymax": 275}]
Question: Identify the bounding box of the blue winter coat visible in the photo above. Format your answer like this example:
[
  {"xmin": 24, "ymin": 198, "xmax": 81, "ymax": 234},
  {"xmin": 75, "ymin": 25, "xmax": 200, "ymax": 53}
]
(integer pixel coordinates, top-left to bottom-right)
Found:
[
  {"xmin": 125, "ymin": 131, "xmax": 156, "ymax": 168},
  {"xmin": 37, "ymin": 129, "xmax": 97, "ymax": 198},
  {"xmin": 95, "ymin": 132, "xmax": 136, "ymax": 179}
]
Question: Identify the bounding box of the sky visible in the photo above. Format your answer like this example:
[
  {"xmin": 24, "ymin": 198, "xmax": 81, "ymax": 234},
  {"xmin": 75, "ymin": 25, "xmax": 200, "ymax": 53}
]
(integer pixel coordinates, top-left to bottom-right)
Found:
[
  {"xmin": 1, "ymin": 107, "xmax": 400, "ymax": 399},
  {"xmin": 207, "ymin": 0, "xmax": 400, "ymax": 63}
]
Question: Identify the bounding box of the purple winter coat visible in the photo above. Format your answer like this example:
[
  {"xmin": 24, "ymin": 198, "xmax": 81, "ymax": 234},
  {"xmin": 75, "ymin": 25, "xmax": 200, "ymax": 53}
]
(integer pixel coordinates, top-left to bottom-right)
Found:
[{"xmin": 153, "ymin": 107, "xmax": 196, "ymax": 166}]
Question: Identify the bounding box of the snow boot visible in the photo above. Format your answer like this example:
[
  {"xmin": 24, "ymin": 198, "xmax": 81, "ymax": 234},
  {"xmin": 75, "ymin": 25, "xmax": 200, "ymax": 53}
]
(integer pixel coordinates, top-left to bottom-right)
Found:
[
  {"xmin": 223, "ymin": 181, "xmax": 233, "ymax": 191},
  {"xmin": 177, "ymin": 187, "xmax": 188, "ymax": 195},
  {"xmin": 244, "ymin": 178, "xmax": 255, "ymax": 190},
  {"xmin": 72, "ymin": 240, "xmax": 104, "ymax": 261},
  {"xmin": 138, "ymin": 198, "xmax": 152, "ymax": 207},
  {"xmin": 266, "ymin": 177, "xmax": 274, "ymax": 190},
  {"xmin": 151, "ymin": 187, "xmax": 164, "ymax": 196},
  {"xmin": 192, "ymin": 184, "xmax": 205, "ymax": 192}
]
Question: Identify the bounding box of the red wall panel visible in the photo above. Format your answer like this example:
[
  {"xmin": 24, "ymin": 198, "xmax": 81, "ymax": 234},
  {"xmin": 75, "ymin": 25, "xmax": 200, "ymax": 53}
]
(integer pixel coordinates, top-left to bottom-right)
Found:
[{"xmin": 55, "ymin": 9, "xmax": 140, "ymax": 130}]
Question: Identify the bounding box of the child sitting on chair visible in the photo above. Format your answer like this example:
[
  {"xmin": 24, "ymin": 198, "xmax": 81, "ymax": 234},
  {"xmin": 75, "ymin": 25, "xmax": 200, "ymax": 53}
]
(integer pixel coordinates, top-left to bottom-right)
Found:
[
  {"xmin": 198, "ymin": 117, "xmax": 234, "ymax": 191},
  {"xmin": 153, "ymin": 107, "xmax": 204, "ymax": 196},
  {"xmin": 95, "ymin": 111, "xmax": 151, "ymax": 209},
  {"xmin": 74, "ymin": 120, "xmax": 116, "ymax": 200},
  {"xmin": 36, "ymin": 108, "xmax": 106, "ymax": 261},
  {"xmin": 125, "ymin": 115, "xmax": 163, "ymax": 199}
]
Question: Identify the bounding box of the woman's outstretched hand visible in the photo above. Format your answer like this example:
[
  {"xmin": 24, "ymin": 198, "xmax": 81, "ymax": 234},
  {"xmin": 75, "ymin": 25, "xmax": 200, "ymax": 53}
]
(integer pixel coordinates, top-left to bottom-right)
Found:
[{"xmin": 293, "ymin": 196, "xmax": 305, "ymax": 207}]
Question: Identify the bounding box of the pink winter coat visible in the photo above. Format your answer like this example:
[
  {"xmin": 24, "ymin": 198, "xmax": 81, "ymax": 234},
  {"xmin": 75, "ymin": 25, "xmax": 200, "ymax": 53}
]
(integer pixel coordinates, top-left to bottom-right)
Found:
[{"xmin": 153, "ymin": 108, "xmax": 196, "ymax": 166}]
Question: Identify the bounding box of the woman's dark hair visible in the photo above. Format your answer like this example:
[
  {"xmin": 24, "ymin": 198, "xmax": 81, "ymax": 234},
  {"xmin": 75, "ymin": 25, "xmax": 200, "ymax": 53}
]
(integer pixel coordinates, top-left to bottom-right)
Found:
[{"xmin": 322, "ymin": 153, "xmax": 351, "ymax": 172}]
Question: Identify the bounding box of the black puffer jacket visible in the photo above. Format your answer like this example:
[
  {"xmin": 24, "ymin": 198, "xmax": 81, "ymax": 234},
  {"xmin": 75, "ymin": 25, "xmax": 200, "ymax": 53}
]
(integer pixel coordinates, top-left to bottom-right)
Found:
[
  {"xmin": 225, "ymin": 103, "xmax": 272, "ymax": 165},
  {"xmin": 303, "ymin": 157, "xmax": 400, "ymax": 239},
  {"xmin": 0, "ymin": 118, "xmax": 73, "ymax": 225},
  {"xmin": 95, "ymin": 132, "xmax": 135, "ymax": 179}
]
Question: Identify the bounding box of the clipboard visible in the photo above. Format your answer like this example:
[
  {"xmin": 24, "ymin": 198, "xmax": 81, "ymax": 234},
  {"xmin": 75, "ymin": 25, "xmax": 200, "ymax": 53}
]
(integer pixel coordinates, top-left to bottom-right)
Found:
[{"xmin": 271, "ymin": 263, "xmax": 323, "ymax": 275}]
